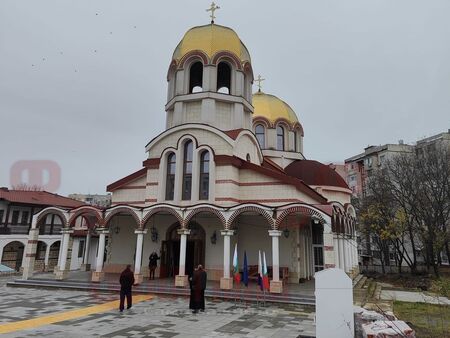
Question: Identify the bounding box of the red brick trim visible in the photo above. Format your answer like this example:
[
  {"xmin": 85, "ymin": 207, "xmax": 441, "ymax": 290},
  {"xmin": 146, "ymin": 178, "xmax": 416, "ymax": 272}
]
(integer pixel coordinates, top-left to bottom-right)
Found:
[
  {"xmin": 276, "ymin": 206, "xmax": 326, "ymax": 228},
  {"xmin": 325, "ymin": 264, "xmax": 335, "ymax": 268},
  {"xmin": 36, "ymin": 208, "xmax": 68, "ymax": 228},
  {"xmin": 146, "ymin": 182, "xmax": 158, "ymax": 186},
  {"xmin": 107, "ymin": 168, "xmax": 147, "ymax": 192},
  {"xmin": 213, "ymin": 155, "xmax": 327, "ymax": 204},
  {"xmin": 227, "ymin": 206, "xmax": 274, "ymax": 229},
  {"xmin": 145, "ymin": 198, "xmax": 157, "ymax": 203},
  {"xmin": 67, "ymin": 206, "xmax": 103, "ymax": 227},
  {"xmin": 104, "ymin": 207, "xmax": 141, "ymax": 227},
  {"xmin": 211, "ymin": 51, "xmax": 243, "ymax": 70},
  {"xmin": 324, "ymin": 246, "xmax": 334, "ymax": 251},
  {"xmin": 215, "ymin": 179, "xmax": 286, "ymax": 187},
  {"xmin": 141, "ymin": 207, "xmax": 183, "ymax": 228},
  {"xmin": 178, "ymin": 50, "xmax": 209, "ymax": 68},
  {"xmin": 26, "ymin": 253, "xmax": 36, "ymax": 257},
  {"xmin": 119, "ymin": 185, "xmax": 146, "ymax": 190},
  {"xmin": 184, "ymin": 207, "xmax": 226, "ymax": 228},
  {"xmin": 214, "ymin": 155, "xmax": 242, "ymax": 167},
  {"xmin": 111, "ymin": 201, "xmax": 145, "ymax": 205},
  {"xmin": 28, "ymin": 240, "xmax": 38, "ymax": 244},
  {"xmin": 216, "ymin": 197, "xmax": 300, "ymax": 203},
  {"xmin": 143, "ymin": 158, "xmax": 160, "ymax": 169}
]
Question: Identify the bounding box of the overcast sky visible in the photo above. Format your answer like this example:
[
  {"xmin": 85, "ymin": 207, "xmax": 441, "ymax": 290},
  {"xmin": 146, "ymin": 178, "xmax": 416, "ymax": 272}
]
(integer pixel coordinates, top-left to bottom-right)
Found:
[{"xmin": 1, "ymin": 0, "xmax": 449, "ymax": 195}]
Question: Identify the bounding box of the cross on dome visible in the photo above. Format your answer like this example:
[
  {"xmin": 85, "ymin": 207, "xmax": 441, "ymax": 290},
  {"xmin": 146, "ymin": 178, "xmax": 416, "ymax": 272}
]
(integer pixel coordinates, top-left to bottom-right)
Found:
[
  {"xmin": 206, "ymin": 2, "xmax": 220, "ymax": 24},
  {"xmin": 255, "ymin": 75, "xmax": 265, "ymax": 92}
]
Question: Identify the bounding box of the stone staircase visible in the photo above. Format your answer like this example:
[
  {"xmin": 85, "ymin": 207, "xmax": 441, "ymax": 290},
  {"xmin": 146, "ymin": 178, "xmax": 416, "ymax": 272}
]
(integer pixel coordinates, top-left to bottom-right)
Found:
[
  {"xmin": 7, "ymin": 278, "xmax": 316, "ymax": 306},
  {"xmin": 353, "ymin": 274, "xmax": 377, "ymax": 306}
]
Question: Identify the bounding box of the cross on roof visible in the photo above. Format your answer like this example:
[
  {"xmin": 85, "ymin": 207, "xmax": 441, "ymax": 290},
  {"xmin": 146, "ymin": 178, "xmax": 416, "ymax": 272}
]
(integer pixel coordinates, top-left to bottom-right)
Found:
[
  {"xmin": 206, "ymin": 2, "xmax": 220, "ymax": 24},
  {"xmin": 255, "ymin": 75, "xmax": 265, "ymax": 92}
]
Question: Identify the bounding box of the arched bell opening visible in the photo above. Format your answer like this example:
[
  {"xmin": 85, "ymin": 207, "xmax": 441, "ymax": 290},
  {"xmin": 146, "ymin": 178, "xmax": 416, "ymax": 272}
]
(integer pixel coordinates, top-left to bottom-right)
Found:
[
  {"xmin": 217, "ymin": 62, "xmax": 231, "ymax": 94},
  {"xmin": 189, "ymin": 61, "xmax": 203, "ymax": 93}
]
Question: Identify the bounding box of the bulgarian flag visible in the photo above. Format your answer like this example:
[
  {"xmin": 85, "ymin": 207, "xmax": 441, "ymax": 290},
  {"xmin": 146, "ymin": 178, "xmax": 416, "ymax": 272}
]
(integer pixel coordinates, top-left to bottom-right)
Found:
[
  {"xmin": 257, "ymin": 250, "xmax": 263, "ymax": 290},
  {"xmin": 233, "ymin": 243, "xmax": 240, "ymax": 284},
  {"xmin": 262, "ymin": 251, "xmax": 270, "ymax": 290}
]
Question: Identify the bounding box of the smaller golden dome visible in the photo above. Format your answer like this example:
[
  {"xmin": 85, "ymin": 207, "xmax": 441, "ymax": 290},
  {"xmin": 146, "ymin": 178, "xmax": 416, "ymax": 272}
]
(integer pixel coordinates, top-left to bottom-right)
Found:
[
  {"xmin": 252, "ymin": 91, "xmax": 299, "ymax": 126},
  {"xmin": 172, "ymin": 24, "xmax": 251, "ymax": 64}
]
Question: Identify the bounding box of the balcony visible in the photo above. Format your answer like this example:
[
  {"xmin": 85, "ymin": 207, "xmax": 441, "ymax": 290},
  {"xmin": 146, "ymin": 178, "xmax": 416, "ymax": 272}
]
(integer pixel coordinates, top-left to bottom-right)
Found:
[
  {"xmin": 0, "ymin": 224, "xmax": 30, "ymax": 235},
  {"xmin": 0, "ymin": 223, "xmax": 62, "ymax": 235}
]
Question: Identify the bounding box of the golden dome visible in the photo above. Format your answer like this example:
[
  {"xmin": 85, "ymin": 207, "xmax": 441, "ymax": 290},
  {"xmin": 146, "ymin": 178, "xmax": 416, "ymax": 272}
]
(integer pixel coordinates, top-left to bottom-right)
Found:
[
  {"xmin": 172, "ymin": 24, "xmax": 251, "ymax": 64},
  {"xmin": 252, "ymin": 91, "xmax": 299, "ymax": 126}
]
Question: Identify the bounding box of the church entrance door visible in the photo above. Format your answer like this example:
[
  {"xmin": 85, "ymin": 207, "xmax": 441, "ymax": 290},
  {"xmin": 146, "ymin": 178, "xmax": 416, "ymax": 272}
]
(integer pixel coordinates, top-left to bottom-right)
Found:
[{"xmin": 160, "ymin": 222, "xmax": 205, "ymax": 278}]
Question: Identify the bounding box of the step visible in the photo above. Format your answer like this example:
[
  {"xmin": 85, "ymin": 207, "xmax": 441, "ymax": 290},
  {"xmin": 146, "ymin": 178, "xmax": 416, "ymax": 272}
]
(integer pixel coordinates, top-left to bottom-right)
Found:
[
  {"xmin": 352, "ymin": 274, "xmax": 363, "ymax": 288},
  {"xmin": 355, "ymin": 276, "xmax": 367, "ymax": 289},
  {"xmin": 7, "ymin": 279, "xmax": 315, "ymax": 305}
]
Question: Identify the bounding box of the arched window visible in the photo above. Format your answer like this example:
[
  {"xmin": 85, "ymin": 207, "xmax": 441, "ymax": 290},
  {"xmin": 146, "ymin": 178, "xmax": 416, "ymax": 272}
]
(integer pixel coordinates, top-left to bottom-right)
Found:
[
  {"xmin": 246, "ymin": 154, "xmax": 251, "ymax": 162},
  {"xmin": 182, "ymin": 141, "xmax": 193, "ymax": 200},
  {"xmin": 189, "ymin": 62, "xmax": 203, "ymax": 93},
  {"xmin": 276, "ymin": 125, "xmax": 285, "ymax": 151},
  {"xmin": 255, "ymin": 124, "xmax": 265, "ymax": 148},
  {"xmin": 199, "ymin": 151, "xmax": 210, "ymax": 200},
  {"xmin": 217, "ymin": 62, "xmax": 231, "ymax": 94},
  {"xmin": 165, "ymin": 153, "xmax": 176, "ymax": 200}
]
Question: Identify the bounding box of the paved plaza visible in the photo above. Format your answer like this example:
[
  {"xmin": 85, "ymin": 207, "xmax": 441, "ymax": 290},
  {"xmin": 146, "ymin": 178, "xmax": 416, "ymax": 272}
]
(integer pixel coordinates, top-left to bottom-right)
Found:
[{"xmin": 0, "ymin": 276, "xmax": 315, "ymax": 337}]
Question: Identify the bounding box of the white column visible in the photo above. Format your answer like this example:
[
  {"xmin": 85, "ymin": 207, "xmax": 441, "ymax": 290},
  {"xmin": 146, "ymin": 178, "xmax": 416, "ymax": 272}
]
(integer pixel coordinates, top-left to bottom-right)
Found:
[
  {"xmin": 269, "ymin": 230, "xmax": 281, "ymax": 281},
  {"xmin": 22, "ymin": 228, "xmax": 39, "ymax": 280},
  {"xmin": 83, "ymin": 232, "xmax": 91, "ymax": 265},
  {"xmin": 96, "ymin": 230, "xmax": 107, "ymax": 273},
  {"xmin": 269, "ymin": 230, "xmax": 282, "ymax": 293},
  {"xmin": 91, "ymin": 228, "xmax": 109, "ymax": 282},
  {"xmin": 334, "ymin": 235, "xmax": 340, "ymax": 269},
  {"xmin": 222, "ymin": 230, "xmax": 233, "ymax": 278},
  {"xmin": 175, "ymin": 228, "xmax": 190, "ymax": 287},
  {"xmin": 343, "ymin": 237, "xmax": 349, "ymax": 272},
  {"xmin": 133, "ymin": 229, "xmax": 147, "ymax": 284},
  {"xmin": 58, "ymin": 228, "xmax": 72, "ymax": 272},
  {"xmin": 338, "ymin": 235, "xmax": 345, "ymax": 271},
  {"xmin": 178, "ymin": 229, "xmax": 190, "ymax": 276},
  {"xmin": 57, "ymin": 232, "xmax": 65, "ymax": 269},
  {"xmin": 220, "ymin": 230, "xmax": 234, "ymax": 289},
  {"xmin": 44, "ymin": 242, "xmax": 51, "ymax": 270}
]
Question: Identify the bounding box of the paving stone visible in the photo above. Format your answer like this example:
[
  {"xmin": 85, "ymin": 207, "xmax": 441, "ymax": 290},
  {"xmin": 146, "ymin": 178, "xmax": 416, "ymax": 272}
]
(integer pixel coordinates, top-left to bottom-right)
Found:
[{"xmin": 0, "ymin": 276, "xmax": 315, "ymax": 337}]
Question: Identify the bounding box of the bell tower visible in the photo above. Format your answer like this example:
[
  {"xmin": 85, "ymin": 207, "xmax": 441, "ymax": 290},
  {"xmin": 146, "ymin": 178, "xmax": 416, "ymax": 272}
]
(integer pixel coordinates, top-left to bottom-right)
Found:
[{"xmin": 165, "ymin": 22, "xmax": 254, "ymax": 131}]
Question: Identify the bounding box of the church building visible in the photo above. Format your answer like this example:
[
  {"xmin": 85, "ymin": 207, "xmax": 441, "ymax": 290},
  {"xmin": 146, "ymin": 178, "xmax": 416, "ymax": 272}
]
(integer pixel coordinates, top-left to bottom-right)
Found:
[{"xmin": 22, "ymin": 11, "xmax": 358, "ymax": 294}]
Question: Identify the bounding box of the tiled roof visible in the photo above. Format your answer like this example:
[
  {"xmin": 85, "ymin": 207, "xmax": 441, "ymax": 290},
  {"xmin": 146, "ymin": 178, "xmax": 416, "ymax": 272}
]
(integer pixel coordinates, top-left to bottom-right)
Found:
[
  {"xmin": 106, "ymin": 168, "xmax": 147, "ymax": 192},
  {"xmin": 284, "ymin": 160, "xmax": 350, "ymax": 189},
  {"xmin": 0, "ymin": 189, "xmax": 85, "ymax": 208}
]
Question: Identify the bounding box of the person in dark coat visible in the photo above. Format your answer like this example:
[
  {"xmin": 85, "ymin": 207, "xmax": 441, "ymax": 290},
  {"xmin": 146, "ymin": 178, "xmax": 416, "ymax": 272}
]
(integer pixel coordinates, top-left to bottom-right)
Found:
[
  {"xmin": 148, "ymin": 251, "xmax": 160, "ymax": 280},
  {"xmin": 119, "ymin": 265, "xmax": 135, "ymax": 312},
  {"xmin": 190, "ymin": 265, "xmax": 207, "ymax": 313}
]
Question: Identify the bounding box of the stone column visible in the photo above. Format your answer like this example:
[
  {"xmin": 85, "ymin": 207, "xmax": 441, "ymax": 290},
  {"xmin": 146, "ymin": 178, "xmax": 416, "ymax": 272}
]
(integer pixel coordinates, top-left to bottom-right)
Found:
[
  {"xmin": 343, "ymin": 236, "xmax": 350, "ymax": 273},
  {"xmin": 92, "ymin": 228, "xmax": 109, "ymax": 282},
  {"xmin": 44, "ymin": 242, "xmax": 51, "ymax": 272},
  {"xmin": 55, "ymin": 228, "xmax": 73, "ymax": 280},
  {"xmin": 220, "ymin": 229, "xmax": 234, "ymax": 289},
  {"xmin": 269, "ymin": 230, "xmax": 283, "ymax": 293},
  {"xmin": 80, "ymin": 231, "xmax": 91, "ymax": 271},
  {"xmin": 338, "ymin": 235, "xmax": 345, "ymax": 272},
  {"xmin": 55, "ymin": 232, "xmax": 65, "ymax": 272},
  {"xmin": 333, "ymin": 234, "xmax": 340, "ymax": 269},
  {"xmin": 22, "ymin": 228, "xmax": 39, "ymax": 280},
  {"xmin": 175, "ymin": 228, "xmax": 190, "ymax": 287},
  {"xmin": 133, "ymin": 229, "xmax": 147, "ymax": 284},
  {"xmin": 323, "ymin": 232, "xmax": 336, "ymax": 269}
]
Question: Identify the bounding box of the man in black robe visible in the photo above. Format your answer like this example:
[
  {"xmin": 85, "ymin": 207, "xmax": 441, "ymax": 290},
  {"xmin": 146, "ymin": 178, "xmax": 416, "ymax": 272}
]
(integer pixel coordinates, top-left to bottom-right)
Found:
[
  {"xmin": 148, "ymin": 251, "xmax": 160, "ymax": 280},
  {"xmin": 119, "ymin": 265, "xmax": 135, "ymax": 312},
  {"xmin": 190, "ymin": 265, "xmax": 207, "ymax": 313}
]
